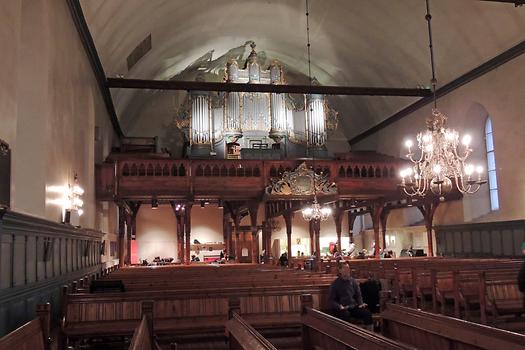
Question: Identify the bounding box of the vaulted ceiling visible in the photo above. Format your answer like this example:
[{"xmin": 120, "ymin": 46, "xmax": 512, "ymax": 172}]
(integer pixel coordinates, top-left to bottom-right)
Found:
[{"xmin": 80, "ymin": 0, "xmax": 525, "ymax": 141}]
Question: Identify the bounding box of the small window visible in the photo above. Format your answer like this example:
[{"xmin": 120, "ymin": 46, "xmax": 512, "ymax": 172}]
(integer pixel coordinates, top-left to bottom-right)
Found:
[{"xmin": 485, "ymin": 118, "xmax": 499, "ymax": 211}]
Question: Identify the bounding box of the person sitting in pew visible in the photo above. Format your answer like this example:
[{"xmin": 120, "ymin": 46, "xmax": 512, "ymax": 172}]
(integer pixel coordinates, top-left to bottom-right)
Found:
[
  {"xmin": 279, "ymin": 252, "xmax": 288, "ymax": 266},
  {"xmin": 328, "ymin": 262, "xmax": 374, "ymax": 331}
]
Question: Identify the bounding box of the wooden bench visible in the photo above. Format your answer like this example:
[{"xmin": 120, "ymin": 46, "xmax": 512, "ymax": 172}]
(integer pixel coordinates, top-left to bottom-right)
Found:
[
  {"xmin": 0, "ymin": 303, "xmax": 52, "ymax": 350},
  {"xmin": 300, "ymin": 294, "xmax": 416, "ymax": 350},
  {"xmin": 226, "ymin": 311, "xmax": 278, "ymax": 350},
  {"xmin": 128, "ymin": 301, "xmax": 162, "ymax": 350},
  {"xmin": 381, "ymin": 303, "xmax": 525, "ymax": 350},
  {"xmin": 61, "ymin": 284, "xmax": 330, "ymax": 344}
]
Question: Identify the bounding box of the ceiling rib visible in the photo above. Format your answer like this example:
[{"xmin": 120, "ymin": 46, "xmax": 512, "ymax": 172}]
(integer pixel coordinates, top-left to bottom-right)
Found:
[
  {"xmin": 349, "ymin": 39, "xmax": 525, "ymax": 146},
  {"xmin": 66, "ymin": 0, "xmax": 124, "ymax": 138},
  {"xmin": 106, "ymin": 78, "xmax": 432, "ymax": 97}
]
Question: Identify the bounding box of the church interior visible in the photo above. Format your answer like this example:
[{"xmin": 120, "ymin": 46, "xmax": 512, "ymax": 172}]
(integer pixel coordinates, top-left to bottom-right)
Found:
[{"xmin": 1, "ymin": 0, "xmax": 525, "ymax": 349}]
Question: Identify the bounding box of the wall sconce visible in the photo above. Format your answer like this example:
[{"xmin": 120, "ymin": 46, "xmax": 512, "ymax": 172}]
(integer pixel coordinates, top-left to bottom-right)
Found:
[{"xmin": 48, "ymin": 173, "xmax": 84, "ymax": 224}]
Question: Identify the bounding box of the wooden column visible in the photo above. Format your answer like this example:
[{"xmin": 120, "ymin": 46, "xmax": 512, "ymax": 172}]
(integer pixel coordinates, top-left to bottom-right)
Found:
[
  {"xmin": 333, "ymin": 203, "xmax": 344, "ymax": 253},
  {"xmin": 265, "ymin": 220, "xmax": 272, "ymax": 260},
  {"xmin": 223, "ymin": 214, "xmax": 229, "ymax": 260},
  {"xmin": 126, "ymin": 202, "xmax": 141, "ymax": 265},
  {"xmin": 369, "ymin": 201, "xmax": 384, "ymax": 259},
  {"xmin": 418, "ymin": 199, "xmax": 440, "ymax": 257},
  {"xmin": 380, "ymin": 208, "xmax": 390, "ymax": 252},
  {"xmin": 313, "ymin": 219, "xmax": 321, "ymax": 260},
  {"xmin": 125, "ymin": 212, "xmax": 132, "ymax": 266},
  {"xmin": 233, "ymin": 213, "xmax": 241, "ymax": 263},
  {"xmin": 249, "ymin": 204, "xmax": 259, "ymax": 263},
  {"xmin": 117, "ymin": 205, "xmax": 126, "ymax": 267},
  {"xmin": 185, "ymin": 204, "xmax": 192, "ymax": 264},
  {"xmin": 309, "ymin": 220, "xmax": 315, "ymax": 255},
  {"xmin": 348, "ymin": 212, "xmax": 358, "ymax": 245},
  {"xmin": 170, "ymin": 201, "xmax": 184, "ymax": 263},
  {"xmin": 283, "ymin": 211, "xmax": 293, "ymax": 266}
]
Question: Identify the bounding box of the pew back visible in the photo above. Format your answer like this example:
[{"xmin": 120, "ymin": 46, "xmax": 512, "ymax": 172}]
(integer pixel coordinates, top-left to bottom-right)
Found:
[
  {"xmin": 381, "ymin": 303, "xmax": 525, "ymax": 350},
  {"xmin": 226, "ymin": 313, "xmax": 278, "ymax": 350},
  {"xmin": 301, "ymin": 306, "xmax": 416, "ymax": 350}
]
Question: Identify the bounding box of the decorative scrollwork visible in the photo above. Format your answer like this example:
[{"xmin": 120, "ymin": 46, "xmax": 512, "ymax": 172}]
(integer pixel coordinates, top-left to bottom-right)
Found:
[{"xmin": 266, "ymin": 162, "xmax": 337, "ymax": 196}]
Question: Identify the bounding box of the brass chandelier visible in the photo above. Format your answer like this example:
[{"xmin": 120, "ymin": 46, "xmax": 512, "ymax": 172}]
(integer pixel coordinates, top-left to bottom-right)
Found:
[{"xmin": 399, "ymin": 0, "xmax": 486, "ymax": 200}]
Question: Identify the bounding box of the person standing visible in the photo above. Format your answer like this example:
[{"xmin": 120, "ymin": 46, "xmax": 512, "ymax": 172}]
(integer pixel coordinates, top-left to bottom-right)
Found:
[{"xmin": 328, "ymin": 263, "xmax": 373, "ymax": 331}]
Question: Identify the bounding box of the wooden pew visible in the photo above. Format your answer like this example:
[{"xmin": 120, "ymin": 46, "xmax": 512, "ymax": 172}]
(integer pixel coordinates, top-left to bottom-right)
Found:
[
  {"xmin": 381, "ymin": 303, "xmax": 525, "ymax": 350},
  {"xmin": 128, "ymin": 301, "xmax": 161, "ymax": 350},
  {"xmin": 61, "ymin": 284, "xmax": 330, "ymax": 342},
  {"xmin": 300, "ymin": 295, "xmax": 416, "ymax": 350},
  {"xmin": 226, "ymin": 310, "xmax": 278, "ymax": 350},
  {"xmin": 0, "ymin": 303, "xmax": 52, "ymax": 350}
]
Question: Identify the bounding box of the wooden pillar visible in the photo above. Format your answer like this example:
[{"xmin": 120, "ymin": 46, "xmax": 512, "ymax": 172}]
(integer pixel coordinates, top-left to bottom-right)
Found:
[
  {"xmin": 369, "ymin": 201, "xmax": 384, "ymax": 259},
  {"xmin": 227, "ymin": 219, "xmax": 234, "ymax": 260},
  {"xmin": 418, "ymin": 199, "xmax": 440, "ymax": 257},
  {"xmin": 309, "ymin": 220, "xmax": 315, "ymax": 255},
  {"xmin": 348, "ymin": 212, "xmax": 358, "ymax": 245},
  {"xmin": 313, "ymin": 219, "xmax": 321, "ymax": 260},
  {"xmin": 333, "ymin": 204, "xmax": 344, "ymax": 253},
  {"xmin": 380, "ymin": 208, "xmax": 390, "ymax": 252},
  {"xmin": 185, "ymin": 204, "xmax": 192, "ymax": 264},
  {"xmin": 125, "ymin": 212, "xmax": 132, "ymax": 266},
  {"xmin": 249, "ymin": 204, "xmax": 259, "ymax": 263},
  {"xmin": 117, "ymin": 205, "xmax": 126, "ymax": 268},
  {"xmin": 223, "ymin": 214, "xmax": 229, "ymax": 260},
  {"xmin": 266, "ymin": 218, "xmax": 273, "ymax": 260},
  {"xmin": 171, "ymin": 202, "xmax": 184, "ymax": 263},
  {"xmin": 233, "ymin": 213, "xmax": 241, "ymax": 263},
  {"xmin": 284, "ymin": 212, "xmax": 293, "ymax": 266},
  {"xmin": 126, "ymin": 202, "xmax": 141, "ymax": 266}
]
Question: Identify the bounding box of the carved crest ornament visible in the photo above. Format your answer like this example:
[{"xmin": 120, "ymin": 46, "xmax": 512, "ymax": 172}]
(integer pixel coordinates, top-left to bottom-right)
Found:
[{"xmin": 266, "ymin": 162, "xmax": 337, "ymax": 196}]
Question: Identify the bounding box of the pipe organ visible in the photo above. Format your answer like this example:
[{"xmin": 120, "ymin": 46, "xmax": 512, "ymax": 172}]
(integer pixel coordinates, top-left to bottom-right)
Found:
[{"xmin": 186, "ymin": 42, "xmax": 339, "ymax": 159}]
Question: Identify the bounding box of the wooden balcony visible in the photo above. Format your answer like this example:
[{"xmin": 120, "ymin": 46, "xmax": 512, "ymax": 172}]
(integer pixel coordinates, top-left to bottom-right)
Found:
[{"xmin": 96, "ymin": 153, "xmax": 407, "ymax": 202}]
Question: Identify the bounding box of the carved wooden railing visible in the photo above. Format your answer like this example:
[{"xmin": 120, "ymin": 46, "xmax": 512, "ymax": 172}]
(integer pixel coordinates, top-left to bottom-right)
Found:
[{"xmin": 96, "ymin": 157, "xmax": 405, "ymax": 200}]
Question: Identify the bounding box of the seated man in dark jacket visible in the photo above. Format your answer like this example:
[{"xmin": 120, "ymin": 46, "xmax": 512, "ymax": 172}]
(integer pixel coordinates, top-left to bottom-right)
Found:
[{"xmin": 328, "ymin": 262, "xmax": 373, "ymax": 331}]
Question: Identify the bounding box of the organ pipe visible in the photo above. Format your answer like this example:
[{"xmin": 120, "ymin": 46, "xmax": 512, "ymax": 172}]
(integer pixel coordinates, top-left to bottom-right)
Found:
[{"xmin": 305, "ymin": 94, "xmax": 326, "ymax": 148}]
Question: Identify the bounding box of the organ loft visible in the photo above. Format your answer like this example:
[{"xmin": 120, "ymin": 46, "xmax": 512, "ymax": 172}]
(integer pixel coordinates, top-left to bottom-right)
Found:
[{"xmin": 0, "ymin": 1, "xmax": 524, "ymax": 350}]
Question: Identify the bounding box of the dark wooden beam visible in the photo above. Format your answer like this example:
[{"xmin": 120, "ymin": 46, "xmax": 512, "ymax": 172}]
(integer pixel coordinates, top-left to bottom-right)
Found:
[
  {"xmin": 66, "ymin": 0, "xmax": 124, "ymax": 137},
  {"xmin": 106, "ymin": 78, "xmax": 432, "ymax": 97},
  {"xmin": 479, "ymin": 0, "xmax": 524, "ymax": 5},
  {"xmin": 349, "ymin": 39, "xmax": 525, "ymax": 145}
]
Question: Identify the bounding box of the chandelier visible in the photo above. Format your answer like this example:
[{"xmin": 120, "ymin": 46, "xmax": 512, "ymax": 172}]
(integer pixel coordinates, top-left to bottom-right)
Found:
[
  {"xmin": 302, "ymin": 196, "xmax": 332, "ymax": 221},
  {"xmin": 399, "ymin": 0, "xmax": 486, "ymax": 200},
  {"xmin": 301, "ymin": 0, "xmax": 332, "ymax": 222}
]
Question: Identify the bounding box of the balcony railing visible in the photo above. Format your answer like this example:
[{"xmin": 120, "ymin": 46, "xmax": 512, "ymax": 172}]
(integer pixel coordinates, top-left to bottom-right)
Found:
[{"xmin": 96, "ymin": 156, "xmax": 405, "ymax": 201}]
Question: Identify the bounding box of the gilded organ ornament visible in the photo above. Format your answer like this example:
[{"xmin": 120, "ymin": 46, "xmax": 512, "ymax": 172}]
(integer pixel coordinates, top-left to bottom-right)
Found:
[{"xmin": 266, "ymin": 162, "xmax": 337, "ymax": 196}]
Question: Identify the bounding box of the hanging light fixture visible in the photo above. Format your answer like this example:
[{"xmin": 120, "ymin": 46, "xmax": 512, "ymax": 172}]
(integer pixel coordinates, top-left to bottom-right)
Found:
[
  {"xmin": 399, "ymin": 0, "xmax": 486, "ymax": 200},
  {"xmin": 301, "ymin": 0, "xmax": 332, "ymax": 222}
]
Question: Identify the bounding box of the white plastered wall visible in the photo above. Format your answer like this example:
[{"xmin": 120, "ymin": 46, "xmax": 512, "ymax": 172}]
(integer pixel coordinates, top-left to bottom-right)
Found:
[
  {"xmin": 0, "ymin": 0, "xmax": 115, "ymax": 231},
  {"xmin": 354, "ymin": 54, "xmax": 525, "ymax": 229}
]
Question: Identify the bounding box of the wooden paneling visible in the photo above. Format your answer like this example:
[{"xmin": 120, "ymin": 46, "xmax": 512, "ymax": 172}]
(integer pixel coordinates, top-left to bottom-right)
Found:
[
  {"xmin": 0, "ymin": 210, "xmax": 104, "ymax": 337},
  {"xmin": 435, "ymin": 220, "xmax": 525, "ymax": 258}
]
